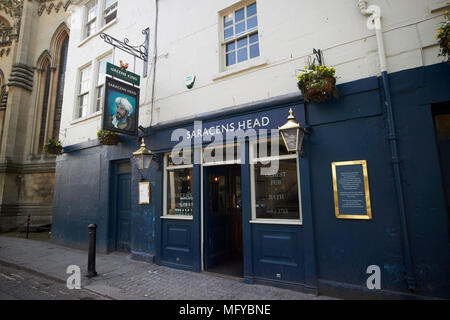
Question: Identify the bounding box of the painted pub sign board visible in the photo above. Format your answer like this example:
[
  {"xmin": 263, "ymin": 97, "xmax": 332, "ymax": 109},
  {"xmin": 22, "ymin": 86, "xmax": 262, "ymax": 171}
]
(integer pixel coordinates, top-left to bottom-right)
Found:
[
  {"xmin": 331, "ymin": 160, "xmax": 372, "ymax": 220},
  {"xmin": 102, "ymin": 77, "xmax": 140, "ymax": 136}
]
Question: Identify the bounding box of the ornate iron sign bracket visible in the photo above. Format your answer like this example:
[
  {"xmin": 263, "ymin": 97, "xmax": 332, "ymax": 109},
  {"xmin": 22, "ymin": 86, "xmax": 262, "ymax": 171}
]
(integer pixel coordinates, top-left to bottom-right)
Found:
[{"xmin": 100, "ymin": 28, "xmax": 150, "ymax": 77}]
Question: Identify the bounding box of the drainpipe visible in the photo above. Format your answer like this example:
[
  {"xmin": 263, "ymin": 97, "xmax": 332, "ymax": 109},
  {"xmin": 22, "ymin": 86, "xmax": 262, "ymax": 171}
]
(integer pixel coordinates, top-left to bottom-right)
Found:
[
  {"xmin": 357, "ymin": 0, "xmax": 416, "ymax": 292},
  {"xmin": 150, "ymin": 0, "xmax": 159, "ymax": 127}
]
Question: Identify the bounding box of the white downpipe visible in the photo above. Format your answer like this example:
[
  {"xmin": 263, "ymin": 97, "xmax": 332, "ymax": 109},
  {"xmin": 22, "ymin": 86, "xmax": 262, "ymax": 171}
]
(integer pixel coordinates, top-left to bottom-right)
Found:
[{"xmin": 358, "ymin": 0, "xmax": 387, "ymax": 72}]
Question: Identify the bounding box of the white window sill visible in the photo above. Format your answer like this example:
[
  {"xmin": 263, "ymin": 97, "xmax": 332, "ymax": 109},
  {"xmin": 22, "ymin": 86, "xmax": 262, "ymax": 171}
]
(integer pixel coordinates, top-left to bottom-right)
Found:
[
  {"xmin": 250, "ymin": 219, "xmax": 302, "ymax": 226},
  {"xmin": 160, "ymin": 215, "xmax": 193, "ymax": 221},
  {"xmin": 70, "ymin": 110, "xmax": 102, "ymax": 126},
  {"xmin": 212, "ymin": 57, "xmax": 268, "ymax": 81},
  {"xmin": 78, "ymin": 18, "xmax": 118, "ymax": 48}
]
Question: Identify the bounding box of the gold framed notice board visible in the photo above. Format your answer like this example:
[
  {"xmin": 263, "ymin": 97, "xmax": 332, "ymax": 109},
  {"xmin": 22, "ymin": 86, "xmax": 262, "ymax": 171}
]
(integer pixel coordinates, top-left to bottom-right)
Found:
[{"xmin": 331, "ymin": 160, "xmax": 372, "ymax": 220}]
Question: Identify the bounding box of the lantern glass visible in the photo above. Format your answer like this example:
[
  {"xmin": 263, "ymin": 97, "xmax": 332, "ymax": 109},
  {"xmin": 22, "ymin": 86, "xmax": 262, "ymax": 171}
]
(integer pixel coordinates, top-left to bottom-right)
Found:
[
  {"xmin": 281, "ymin": 127, "xmax": 299, "ymax": 152},
  {"xmin": 144, "ymin": 153, "xmax": 153, "ymax": 169},
  {"xmin": 134, "ymin": 154, "xmax": 144, "ymax": 170}
]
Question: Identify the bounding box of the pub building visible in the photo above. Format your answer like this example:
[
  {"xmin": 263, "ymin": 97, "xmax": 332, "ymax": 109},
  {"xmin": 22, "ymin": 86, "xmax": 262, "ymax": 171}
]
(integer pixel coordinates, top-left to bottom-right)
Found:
[
  {"xmin": 50, "ymin": 1, "xmax": 450, "ymax": 300},
  {"xmin": 52, "ymin": 66, "xmax": 450, "ymax": 299}
]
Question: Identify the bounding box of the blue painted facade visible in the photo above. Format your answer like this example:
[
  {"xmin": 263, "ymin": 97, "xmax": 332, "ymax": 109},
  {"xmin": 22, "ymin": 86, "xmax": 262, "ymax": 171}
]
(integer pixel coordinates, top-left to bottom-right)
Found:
[{"xmin": 52, "ymin": 62, "xmax": 450, "ymax": 299}]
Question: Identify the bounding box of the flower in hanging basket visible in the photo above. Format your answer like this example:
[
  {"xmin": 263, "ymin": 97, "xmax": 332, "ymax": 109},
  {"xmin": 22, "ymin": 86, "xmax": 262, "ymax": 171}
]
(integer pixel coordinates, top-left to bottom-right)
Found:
[
  {"xmin": 97, "ymin": 129, "xmax": 119, "ymax": 145},
  {"xmin": 44, "ymin": 139, "xmax": 63, "ymax": 155},
  {"xmin": 297, "ymin": 58, "xmax": 338, "ymax": 103},
  {"xmin": 436, "ymin": 11, "xmax": 450, "ymax": 63}
]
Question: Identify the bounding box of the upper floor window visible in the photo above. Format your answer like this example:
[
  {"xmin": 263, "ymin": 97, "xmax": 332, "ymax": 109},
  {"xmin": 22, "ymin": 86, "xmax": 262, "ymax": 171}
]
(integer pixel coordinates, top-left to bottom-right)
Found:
[
  {"xmin": 84, "ymin": 0, "xmax": 118, "ymax": 40},
  {"xmin": 104, "ymin": 0, "xmax": 118, "ymax": 25},
  {"xmin": 222, "ymin": 2, "xmax": 259, "ymax": 67},
  {"xmin": 85, "ymin": 0, "xmax": 98, "ymax": 38},
  {"xmin": 78, "ymin": 65, "xmax": 91, "ymax": 118},
  {"xmin": 95, "ymin": 54, "xmax": 112, "ymax": 112}
]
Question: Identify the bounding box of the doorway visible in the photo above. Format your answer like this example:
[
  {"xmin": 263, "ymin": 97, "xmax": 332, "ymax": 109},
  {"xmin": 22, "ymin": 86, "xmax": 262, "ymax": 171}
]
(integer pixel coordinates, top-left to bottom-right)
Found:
[{"xmin": 203, "ymin": 164, "xmax": 243, "ymax": 277}]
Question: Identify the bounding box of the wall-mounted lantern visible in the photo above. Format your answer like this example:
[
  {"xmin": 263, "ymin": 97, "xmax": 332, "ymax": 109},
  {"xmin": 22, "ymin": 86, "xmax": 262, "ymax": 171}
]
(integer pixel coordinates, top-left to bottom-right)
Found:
[
  {"xmin": 133, "ymin": 138, "xmax": 154, "ymax": 171},
  {"xmin": 278, "ymin": 108, "xmax": 307, "ymax": 155}
]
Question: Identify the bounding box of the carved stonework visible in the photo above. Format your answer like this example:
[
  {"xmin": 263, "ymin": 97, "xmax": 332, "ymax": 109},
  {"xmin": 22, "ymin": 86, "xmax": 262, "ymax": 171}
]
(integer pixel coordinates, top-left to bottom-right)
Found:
[
  {"xmin": 0, "ymin": 0, "xmax": 22, "ymax": 18},
  {"xmin": 7, "ymin": 63, "xmax": 34, "ymax": 91},
  {"xmin": 38, "ymin": 0, "xmax": 71, "ymax": 16}
]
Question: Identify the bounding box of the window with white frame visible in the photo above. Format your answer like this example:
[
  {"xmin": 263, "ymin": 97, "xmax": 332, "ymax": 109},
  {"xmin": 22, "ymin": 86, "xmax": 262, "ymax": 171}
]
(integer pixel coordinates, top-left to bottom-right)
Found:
[
  {"xmin": 77, "ymin": 65, "xmax": 91, "ymax": 118},
  {"xmin": 164, "ymin": 150, "xmax": 194, "ymax": 218},
  {"xmin": 104, "ymin": 0, "xmax": 118, "ymax": 25},
  {"xmin": 222, "ymin": 2, "xmax": 259, "ymax": 67},
  {"xmin": 84, "ymin": 0, "xmax": 118, "ymax": 40},
  {"xmin": 95, "ymin": 54, "xmax": 112, "ymax": 112},
  {"xmin": 250, "ymin": 138, "xmax": 302, "ymax": 222},
  {"xmin": 85, "ymin": 0, "xmax": 98, "ymax": 38}
]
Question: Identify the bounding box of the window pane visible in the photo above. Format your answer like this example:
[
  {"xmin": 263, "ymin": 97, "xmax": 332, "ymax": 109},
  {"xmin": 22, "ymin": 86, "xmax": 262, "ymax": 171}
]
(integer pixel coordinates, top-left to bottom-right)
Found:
[
  {"xmin": 250, "ymin": 43, "xmax": 260, "ymax": 58},
  {"xmin": 254, "ymin": 138, "xmax": 290, "ymax": 159},
  {"xmin": 224, "ymin": 15, "xmax": 233, "ymax": 28},
  {"xmin": 247, "ymin": 16, "xmax": 257, "ymax": 30},
  {"xmin": 224, "ymin": 27, "xmax": 234, "ymax": 40},
  {"xmin": 167, "ymin": 168, "xmax": 194, "ymax": 216},
  {"xmin": 105, "ymin": 0, "xmax": 117, "ymax": 9},
  {"xmin": 247, "ymin": 2, "xmax": 257, "ymax": 17},
  {"xmin": 96, "ymin": 85, "xmax": 104, "ymax": 111},
  {"xmin": 235, "ymin": 21, "xmax": 245, "ymax": 35},
  {"xmin": 98, "ymin": 55, "xmax": 112, "ymax": 86},
  {"xmin": 226, "ymin": 42, "xmax": 235, "ymax": 52},
  {"xmin": 105, "ymin": 10, "xmax": 117, "ymax": 24},
  {"xmin": 249, "ymin": 32, "xmax": 258, "ymax": 44},
  {"xmin": 168, "ymin": 150, "xmax": 193, "ymax": 166},
  {"xmin": 87, "ymin": 1, "xmax": 97, "ymax": 21},
  {"xmin": 226, "ymin": 52, "xmax": 236, "ymax": 66},
  {"xmin": 237, "ymin": 48, "xmax": 248, "ymax": 63},
  {"xmin": 235, "ymin": 8, "xmax": 244, "ymax": 22},
  {"xmin": 79, "ymin": 94, "xmax": 88, "ymax": 118},
  {"xmin": 254, "ymin": 159, "xmax": 300, "ymax": 220},
  {"xmin": 80, "ymin": 67, "xmax": 91, "ymax": 94},
  {"xmin": 237, "ymin": 37, "xmax": 248, "ymax": 48},
  {"xmin": 86, "ymin": 21, "xmax": 96, "ymax": 37}
]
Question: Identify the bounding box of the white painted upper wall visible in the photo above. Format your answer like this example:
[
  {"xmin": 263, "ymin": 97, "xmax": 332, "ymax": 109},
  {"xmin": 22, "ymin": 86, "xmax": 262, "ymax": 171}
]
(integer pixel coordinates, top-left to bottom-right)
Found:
[{"xmin": 59, "ymin": 0, "xmax": 450, "ymax": 146}]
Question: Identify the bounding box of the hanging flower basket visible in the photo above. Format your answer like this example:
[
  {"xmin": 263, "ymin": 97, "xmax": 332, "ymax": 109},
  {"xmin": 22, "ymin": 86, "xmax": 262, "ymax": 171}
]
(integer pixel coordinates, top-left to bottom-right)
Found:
[
  {"xmin": 44, "ymin": 139, "xmax": 63, "ymax": 155},
  {"xmin": 437, "ymin": 11, "xmax": 450, "ymax": 63},
  {"xmin": 297, "ymin": 59, "xmax": 338, "ymax": 103},
  {"xmin": 97, "ymin": 129, "xmax": 119, "ymax": 145}
]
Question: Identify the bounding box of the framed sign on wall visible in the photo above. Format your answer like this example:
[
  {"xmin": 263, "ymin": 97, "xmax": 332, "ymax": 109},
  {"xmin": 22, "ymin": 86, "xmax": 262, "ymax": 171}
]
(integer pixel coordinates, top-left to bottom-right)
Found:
[{"xmin": 331, "ymin": 160, "xmax": 372, "ymax": 220}]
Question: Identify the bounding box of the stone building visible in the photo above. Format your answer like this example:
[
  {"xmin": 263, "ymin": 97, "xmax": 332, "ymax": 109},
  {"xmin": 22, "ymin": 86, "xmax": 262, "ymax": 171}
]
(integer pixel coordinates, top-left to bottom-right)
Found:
[{"xmin": 0, "ymin": 0, "xmax": 71, "ymax": 232}]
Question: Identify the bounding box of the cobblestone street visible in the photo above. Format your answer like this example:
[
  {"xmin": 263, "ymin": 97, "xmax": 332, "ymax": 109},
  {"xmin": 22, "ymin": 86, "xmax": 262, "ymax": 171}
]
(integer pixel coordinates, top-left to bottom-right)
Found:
[{"xmin": 0, "ymin": 236, "xmax": 334, "ymax": 300}]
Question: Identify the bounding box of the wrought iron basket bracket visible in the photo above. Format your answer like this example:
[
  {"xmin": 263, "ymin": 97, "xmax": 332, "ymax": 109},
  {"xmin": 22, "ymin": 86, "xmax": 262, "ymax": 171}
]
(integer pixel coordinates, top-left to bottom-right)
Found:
[
  {"xmin": 313, "ymin": 48, "xmax": 323, "ymax": 66},
  {"xmin": 100, "ymin": 28, "xmax": 150, "ymax": 76}
]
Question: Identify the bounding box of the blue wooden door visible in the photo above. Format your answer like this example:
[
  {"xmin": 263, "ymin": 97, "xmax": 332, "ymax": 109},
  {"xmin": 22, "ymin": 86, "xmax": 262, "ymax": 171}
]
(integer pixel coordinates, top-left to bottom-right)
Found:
[
  {"xmin": 204, "ymin": 166, "xmax": 231, "ymax": 269},
  {"xmin": 116, "ymin": 162, "xmax": 131, "ymax": 252}
]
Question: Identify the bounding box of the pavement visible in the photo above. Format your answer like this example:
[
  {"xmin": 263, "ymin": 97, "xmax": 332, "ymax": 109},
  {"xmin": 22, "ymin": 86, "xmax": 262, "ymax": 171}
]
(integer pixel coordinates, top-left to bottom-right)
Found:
[
  {"xmin": 0, "ymin": 236, "xmax": 334, "ymax": 300},
  {"xmin": 0, "ymin": 263, "xmax": 108, "ymax": 300}
]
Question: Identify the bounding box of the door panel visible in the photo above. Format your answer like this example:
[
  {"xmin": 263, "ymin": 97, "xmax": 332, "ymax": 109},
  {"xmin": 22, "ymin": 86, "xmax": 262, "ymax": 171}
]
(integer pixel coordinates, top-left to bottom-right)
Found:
[{"xmin": 116, "ymin": 169, "xmax": 131, "ymax": 252}]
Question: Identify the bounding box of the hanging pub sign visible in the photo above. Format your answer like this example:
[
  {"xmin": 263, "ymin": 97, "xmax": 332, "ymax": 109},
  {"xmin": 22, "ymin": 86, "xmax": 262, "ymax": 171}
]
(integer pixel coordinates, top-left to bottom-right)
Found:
[
  {"xmin": 102, "ymin": 77, "xmax": 140, "ymax": 136},
  {"xmin": 106, "ymin": 62, "xmax": 140, "ymax": 86},
  {"xmin": 331, "ymin": 160, "xmax": 372, "ymax": 220}
]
